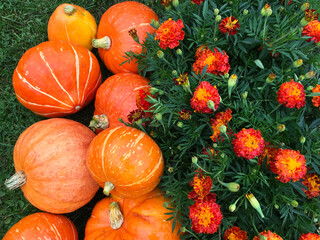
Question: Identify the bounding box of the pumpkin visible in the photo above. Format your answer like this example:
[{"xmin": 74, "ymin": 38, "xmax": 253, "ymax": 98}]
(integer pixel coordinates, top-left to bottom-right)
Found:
[
  {"xmin": 89, "ymin": 73, "xmax": 150, "ymax": 132},
  {"xmin": 3, "ymin": 212, "xmax": 78, "ymax": 240},
  {"xmin": 12, "ymin": 40, "xmax": 101, "ymax": 117},
  {"xmin": 85, "ymin": 189, "xmax": 181, "ymax": 239},
  {"xmin": 92, "ymin": 1, "xmax": 159, "ymax": 74},
  {"xmin": 48, "ymin": 3, "xmax": 97, "ymax": 50},
  {"xmin": 5, "ymin": 118, "xmax": 99, "ymax": 214},
  {"xmin": 87, "ymin": 126, "xmax": 164, "ymax": 198}
]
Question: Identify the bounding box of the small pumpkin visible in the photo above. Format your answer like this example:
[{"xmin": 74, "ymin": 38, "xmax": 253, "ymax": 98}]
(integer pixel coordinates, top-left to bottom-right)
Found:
[
  {"xmin": 85, "ymin": 189, "xmax": 181, "ymax": 239},
  {"xmin": 87, "ymin": 126, "xmax": 164, "ymax": 198},
  {"xmin": 12, "ymin": 40, "xmax": 101, "ymax": 117},
  {"xmin": 5, "ymin": 118, "xmax": 99, "ymax": 214},
  {"xmin": 92, "ymin": 1, "xmax": 159, "ymax": 74},
  {"xmin": 48, "ymin": 3, "xmax": 97, "ymax": 50},
  {"xmin": 3, "ymin": 212, "xmax": 78, "ymax": 240}
]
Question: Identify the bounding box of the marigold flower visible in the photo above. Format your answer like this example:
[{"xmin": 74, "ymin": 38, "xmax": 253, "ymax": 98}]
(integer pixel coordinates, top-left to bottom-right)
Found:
[
  {"xmin": 179, "ymin": 109, "xmax": 192, "ymax": 120},
  {"xmin": 189, "ymin": 195, "xmax": 223, "ymax": 234},
  {"xmin": 136, "ymin": 89, "xmax": 153, "ymax": 110},
  {"xmin": 219, "ymin": 16, "xmax": 240, "ymax": 35},
  {"xmin": 155, "ymin": 18, "xmax": 185, "ymax": 49},
  {"xmin": 188, "ymin": 170, "xmax": 213, "ymax": 200},
  {"xmin": 299, "ymin": 233, "xmax": 320, "ymax": 240},
  {"xmin": 270, "ymin": 149, "xmax": 307, "ymax": 183},
  {"xmin": 232, "ymin": 128, "xmax": 265, "ymax": 160},
  {"xmin": 127, "ymin": 109, "xmax": 145, "ymax": 123},
  {"xmin": 304, "ymin": 20, "xmax": 320, "ymax": 43},
  {"xmin": 223, "ymin": 226, "xmax": 248, "ymax": 240},
  {"xmin": 128, "ymin": 28, "xmax": 138, "ymax": 42},
  {"xmin": 173, "ymin": 72, "xmax": 190, "ymax": 93},
  {"xmin": 210, "ymin": 109, "xmax": 232, "ymax": 142},
  {"xmin": 192, "ymin": 0, "xmax": 205, "ymax": 5},
  {"xmin": 302, "ymin": 173, "xmax": 320, "ymax": 198},
  {"xmin": 305, "ymin": 9, "xmax": 319, "ymax": 22},
  {"xmin": 258, "ymin": 142, "xmax": 278, "ymax": 165},
  {"xmin": 277, "ymin": 79, "xmax": 306, "ymax": 109},
  {"xmin": 191, "ymin": 81, "xmax": 220, "ymax": 113},
  {"xmin": 193, "ymin": 46, "xmax": 230, "ymax": 75},
  {"xmin": 312, "ymin": 84, "xmax": 320, "ymax": 109},
  {"xmin": 161, "ymin": 0, "xmax": 171, "ymax": 7},
  {"xmin": 253, "ymin": 230, "xmax": 283, "ymax": 240}
]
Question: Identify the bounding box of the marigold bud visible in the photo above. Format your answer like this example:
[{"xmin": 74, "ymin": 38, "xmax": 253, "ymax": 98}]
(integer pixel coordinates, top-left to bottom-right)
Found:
[
  {"xmin": 243, "ymin": 9, "xmax": 249, "ymax": 15},
  {"xmin": 219, "ymin": 124, "xmax": 227, "ymax": 134},
  {"xmin": 213, "ymin": 143, "xmax": 218, "ymax": 148},
  {"xmin": 291, "ymin": 200, "xmax": 299, "ymax": 208},
  {"xmin": 155, "ymin": 113, "xmax": 162, "ymax": 121},
  {"xmin": 293, "ymin": 59, "xmax": 303, "ymax": 68},
  {"xmin": 300, "ymin": 136, "xmax": 306, "ymax": 144},
  {"xmin": 180, "ymin": 227, "xmax": 187, "ymax": 233},
  {"xmin": 242, "ymin": 91, "xmax": 248, "ymax": 99},
  {"xmin": 168, "ymin": 167, "xmax": 174, "ymax": 173},
  {"xmin": 214, "ymin": 8, "xmax": 219, "ymax": 15},
  {"xmin": 301, "ymin": 3, "xmax": 310, "ymax": 11},
  {"xmin": 157, "ymin": 50, "xmax": 164, "ymax": 58},
  {"xmin": 207, "ymin": 100, "xmax": 216, "ymax": 111},
  {"xmin": 300, "ymin": 17, "xmax": 309, "ymax": 26},
  {"xmin": 266, "ymin": 73, "xmax": 276, "ymax": 83},
  {"xmin": 172, "ymin": 0, "xmax": 179, "ymax": 7},
  {"xmin": 159, "ymin": 90, "xmax": 165, "ymax": 95},
  {"xmin": 305, "ymin": 71, "xmax": 315, "ymax": 79},
  {"xmin": 192, "ymin": 156, "xmax": 198, "ymax": 164},
  {"xmin": 214, "ymin": 37, "xmax": 218, "ymax": 42},
  {"xmin": 274, "ymin": 204, "xmax": 279, "ymax": 209},
  {"xmin": 277, "ymin": 124, "xmax": 286, "ymax": 132},
  {"xmin": 246, "ymin": 193, "xmax": 265, "ymax": 218},
  {"xmin": 229, "ymin": 204, "xmax": 236, "ymax": 212},
  {"xmin": 163, "ymin": 202, "xmax": 169, "ymax": 208},
  {"xmin": 215, "ymin": 15, "xmax": 222, "ymax": 22},
  {"xmin": 226, "ymin": 182, "xmax": 240, "ymax": 192},
  {"xmin": 176, "ymin": 49, "xmax": 182, "ymax": 55},
  {"xmin": 177, "ymin": 122, "xmax": 184, "ymax": 128},
  {"xmin": 260, "ymin": 236, "xmax": 268, "ymax": 240},
  {"xmin": 307, "ymin": 85, "xmax": 314, "ymax": 91},
  {"xmin": 172, "ymin": 70, "xmax": 178, "ymax": 76},
  {"xmin": 228, "ymin": 74, "xmax": 238, "ymax": 87},
  {"xmin": 151, "ymin": 19, "xmax": 160, "ymax": 28},
  {"xmin": 128, "ymin": 28, "xmax": 139, "ymax": 42},
  {"xmin": 261, "ymin": 4, "xmax": 272, "ymax": 17},
  {"xmin": 299, "ymin": 75, "xmax": 306, "ymax": 81}
]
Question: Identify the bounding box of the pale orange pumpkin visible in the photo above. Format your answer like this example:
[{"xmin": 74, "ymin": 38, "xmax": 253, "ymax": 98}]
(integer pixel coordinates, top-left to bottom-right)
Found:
[
  {"xmin": 86, "ymin": 126, "xmax": 164, "ymax": 198},
  {"xmin": 5, "ymin": 118, "xmax": 99, "ymax": 214},
  {"xmin": 3, "ymin": 212, "xmax": 78, "ymax": 240},
  {"xmin": 48, "ymin": 3, "xmax": 97, "ymax": 50},
  {"xmin": 85, "ymin": 189, "xmax": 181, "ymax": 240}
]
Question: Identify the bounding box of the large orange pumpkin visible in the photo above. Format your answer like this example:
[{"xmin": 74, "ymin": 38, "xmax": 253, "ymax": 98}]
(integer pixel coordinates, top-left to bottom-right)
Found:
[
  {"xmin": 48, "ymin": 3, "xmax": 97, "ymax": 50},
  {"xmin": 87, "ymin": 126, "xmax": 164, "ymax": 198},
  {"xmin": 85, "ymin": 189, "xmax": 181, "ymax": 240},
  {"xmin": 5, "ymin": 118, "xmax": 99, "ymax": 214},
  {"xmin": 89, "ymin": 73, "xmax": 150, "ymax": 132},
  {"xmin": 12, "ymin": 40, "xmax": 101, "ymax": 117},
  {"xmin": 3, "ymin": 212, "xmax": 78, "ymax": 240},
  {"xmin": 92, "ymin": 1, "xmax": 159, "ymax": 74}
]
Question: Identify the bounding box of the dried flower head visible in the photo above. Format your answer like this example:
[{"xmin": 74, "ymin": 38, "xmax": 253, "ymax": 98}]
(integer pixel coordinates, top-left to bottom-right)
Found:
[
  {"xmin": 155, "ymin": 18, "xmax": 185, "ymax": 49},
  {"xmin": 191, "ymin": 81, "xmax": 220, "ymax": 113},
  {"xmin": 223, "ymin": 226, "xmax": 248, "ymax": 240},
  {"xmin": 179, "ymin": 109, "xmax": 192, "ymax": 120},
  {"xmin": 299, "ymin": 233, "xmax": 320, "ymax": 240},
  {"xmin": 277, "ymin": 80, "xmax": 306, "ymax": 109},
  {"xmin": 210, "ymin": 108, "xmax": 232, "ymax": 142},
  {"xmin": 270, "ymin": 149, "xmax": 307, "ymax": 183},
  {"xmin": 302, "ymin": 173, "xmax": 320, "ymax": 198},
  {"xmin": 312, "ymin": 84, "xmax": 320, "ymax": 109},
  {"xmin": 219, "ymin": 16, "xmax": 240, "ymax": 35},
  {"xmin": 188, "ymin": 170, "xmax": 213, "ymax": 200},
  {"xmin": 127, "ymin": 109, "xmax": 146, "ymax": 123},
  {"xmin": 253, "ymin": 230, "xmax": 283, "ymax": 240}
]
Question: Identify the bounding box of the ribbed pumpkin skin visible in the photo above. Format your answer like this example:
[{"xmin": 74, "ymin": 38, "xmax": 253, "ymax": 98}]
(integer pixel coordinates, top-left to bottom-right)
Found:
[
  {"xmin": 13, "ymin": 118, "xmax": 99, "ymax": 214},
  {"xmin": 12, "ymin": 41, "xmax": 101, "ymax": 117},
  {"xmin": 85, "ymin": 189, "xmax": 181, "ymax": 240},
  {"xmin": 48, "ymin": 4, "xmax": 97, "ymax": 50},
  {"xmin": 3, "ymin": 212, "xmax": 78, "ymax": 240},
  {"xmin": 97, "ymin": 1, "xmax": 158, "ymax": 74},
  {"xmin": 94, "ymin": 73, "xmax": 149, "ymax": 128},
  {"xmin": 87, "ymin": 126, "xmax": 164, "ymax": 198}
]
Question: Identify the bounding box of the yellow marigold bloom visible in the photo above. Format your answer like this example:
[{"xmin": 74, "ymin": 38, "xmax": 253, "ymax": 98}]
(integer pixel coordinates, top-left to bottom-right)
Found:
[
  {"xmin": 253, "ymin": 230, "xmax": 283, "ymax": 240},
  {"xmin": 302, "ymin": 173, "xmax": 320, "ymax": 198},
  {"xmin": 223, "ymin": 226, "xmax": 248, "ymax": 240}
]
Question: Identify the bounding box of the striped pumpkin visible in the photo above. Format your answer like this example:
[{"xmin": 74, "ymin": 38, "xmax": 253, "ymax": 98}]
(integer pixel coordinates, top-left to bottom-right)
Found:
[
  {"xmin": 12, "ymin": 40, "xmax": 101, "ymax": 117},
  {"xmin": 87, "ymin": 126, "xmax": 164, "ymax": 198},
  {"xmin": 3, "ymin": 212, "xmax": 78, "ymax": 240}
]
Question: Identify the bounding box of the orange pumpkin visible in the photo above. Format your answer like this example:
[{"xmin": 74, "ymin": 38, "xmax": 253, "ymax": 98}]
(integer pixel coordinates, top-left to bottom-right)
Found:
[
  {"xmin": 3, "ymin": 212, "xmax": 78, "ymax": 240},
  {"xmin": 89, "ymin": 73, "xmax": 150, "ymax": 131},
  {"xmin": 5, "ymin": 118, "xmax": 99, "ymax": 214},
  {"xmin": 48, "ymin": 3, "xmax": 97, "ymax": 50},
  {"xmin": 92, "ymin": 1, "xmax": 159, "ymax": 74},
  {"xmin": 12, "ymin": 41, "xmax": 101, "ymax": 117},
  {"xmin": 85, "ymin": 189, "xmax": 181, "ymax": 240},
  {"xmin": 87, "ymin": 126, "xmax": 164, "ymax": 198}
]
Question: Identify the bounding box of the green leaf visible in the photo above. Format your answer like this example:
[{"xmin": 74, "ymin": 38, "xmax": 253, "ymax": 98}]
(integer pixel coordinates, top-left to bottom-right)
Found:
[
  {"xmin": 254, "ymin": 59, "xmax": 264, "ymax": 69},
  {"xmin": 202, "ymin": 0, "xmax": 208, "ymax": 18}
]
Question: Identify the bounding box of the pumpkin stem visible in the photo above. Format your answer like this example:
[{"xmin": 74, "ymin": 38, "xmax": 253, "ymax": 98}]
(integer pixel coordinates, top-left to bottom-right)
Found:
[
  {"xmin": 92, "ymin": 37, "xmax": 111, "ymax": 50},
  {"xmin": 109, "ymin": 202, "xmax": 124, "ymax": 229},
  {"xmin": 5, "ymin": 171, "xmax": 27, "ymax": 190},
  {"xmin": 103, "ymin": 181, "xmax": 115, "ymax": 196},
  {"xmin": 64, "ymin": 5, "xmax": 77, "ymax": 16},
  {"xmin": 89, "ymin": 114, "xmax": 109, "ymax": 132}
]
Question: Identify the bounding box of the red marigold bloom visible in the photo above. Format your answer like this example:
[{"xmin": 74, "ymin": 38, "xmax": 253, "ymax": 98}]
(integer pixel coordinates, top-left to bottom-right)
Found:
[
  {"xmin": 127, "ymin": 109, "xmax": 145, "ymax": 123},
  {"xmin": 189, "ymin": 195, "xmax": 223, "ymax": 234},
  {"xmin": 190, "ymin": 81, "xmax": 220, "ymax": 113},
  {"xmin": 188, "ymin": 170, "xmax": 213, "ymax": 200},
  {"xmin": 299, "ymin": 233, "xmax": 320, "ymax": 240},
  {"xmin": 193, "ymin": 46, "xmax": 230, "ymax": 75},
  {"xmin": 192, "ymin": 0, "xmax": 205, "ymax": 4},
  {"xmin": 277, "ymin": 79, "xmax": 306, "ymax": 109},
  {"xmin": 269, "ymin": 149, "xmax": 307, "ymax": 183},
  {"xmin": 312, "ymin": 84, "xmax": 320, "ymax": 109},
  {"xmin": 136, "ymin": 89, "xmax": 153, "ymax": 110},
  {"xmin": 219, "ymin": 16, "xmax": 240, "ymax": 35},
  {"xmin": 303, "ymin": 20, "xmax": 320, "ymax": 43},
  {"xmin": 161, "ymin": 0, "xmax": 171, "ymax": 7},
  {"xmin": 258, "ymin": 142, "xmax": 278, "ymax": 165},
  {"xmin": 224, "ymin": 226, "xmax": 248, "ymax": 240},
  {"xmin": 305, "ymin": 9, "xmax": 319, "ymax": 22},
  {"xmin": 253, "ymin": 230, "xmax": 283, "ymax": 240},
  {"xmin": 173, "ymin": 72, "xmax": 189, "ymax": 86},
  {"xmin": 179, "ymin": 109, "xmax": 192, "ymax": 120},
  {"xmin": 232, "ymin": 128, "xmax": 265, "ymax": 160},
  {"xmin": 210, "ymin": 108, "xmax": 232, "ymax": 142},
  {"xmin": 302, "ymin": 173, "xmax": 320, "ymax": 198},
  {"xmin": 155, "ymin": 18, "xmax": 185, "ymax": 50}
]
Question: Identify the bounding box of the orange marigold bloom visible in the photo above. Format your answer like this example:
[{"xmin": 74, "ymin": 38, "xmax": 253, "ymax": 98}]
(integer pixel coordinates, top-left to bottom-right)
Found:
[
  {"xmin": 302, "ymin": 173, "xmax": 320, "ymax": 198},
  {"xmin": 189, "ymin": 195, "xmax": 223, "ymax": 234},
  {"xmin": 253, "ymin": 230, "xmax": 283, "ymax": 240},
  {"xmin": 155, "ymin": 18, "xmax": 185, "ymax": 49},
  {"xmin": 179, "ymin": 109, "xmax": 191, "ymax": 120},
  {"xmin": 188, "ymin": 170, "xmax": 213, "ymax": 200},
  {"xmin": 258, "ymin": 142, "xmax": 278, "ymax": 165},
  {"xmin": 192, "ymin": 0, "xmax": 205, "ymax": 4},
  {"xmin": 277, "ymin": 79, "xmax": 306, "ymax": 109},
  {"xmin": 269, "ymin": 149, "xmax": 307, "ymax": 183},
  {"xmin": 193, "ymin": 46, "xmax": 230, "ymax": 75},
  {"xmin": 224, "ymin": 226, "xmax": 248, "ymax": 240},
  {"xmin": 210, "ymin": 108, "xmax": 232, "ymax": 142},
  {"xmin": 312, "ymin": 84, "xmax": 320, "ymax": 109},
  {"xmin": 219, "ymin": 16, "xmax": 240, "ymax": 35},
  {"xmin": 299, "ymin": 233, "xmax": 320, "ymax": 240},
  {"xmin": 303, "ymin": 20, "xmax": 320, "ymax": 43},
  {"xmin": 232, "ymin": 128, "xmax": 265, "ymax": 160},
  {"xmin": 191, "ymin": 81, "xmax": 220, "ymax": 113},
  {"xmin": 136, "ymin": 89, "xmax": 153, "ymax": 110},
  {"xmin": 127, "ymin": 109, "xmax": 145, "ymax": 123},
  {"xmin": 305, "ymin": 9, "xmax": 319, "ymax": 22}
]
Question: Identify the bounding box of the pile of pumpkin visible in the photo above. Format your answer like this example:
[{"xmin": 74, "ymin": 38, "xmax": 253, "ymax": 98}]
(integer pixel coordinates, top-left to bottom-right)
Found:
[{"xmin": 3, "ymin": 1, "xmax": 181, "ymax": 239}]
